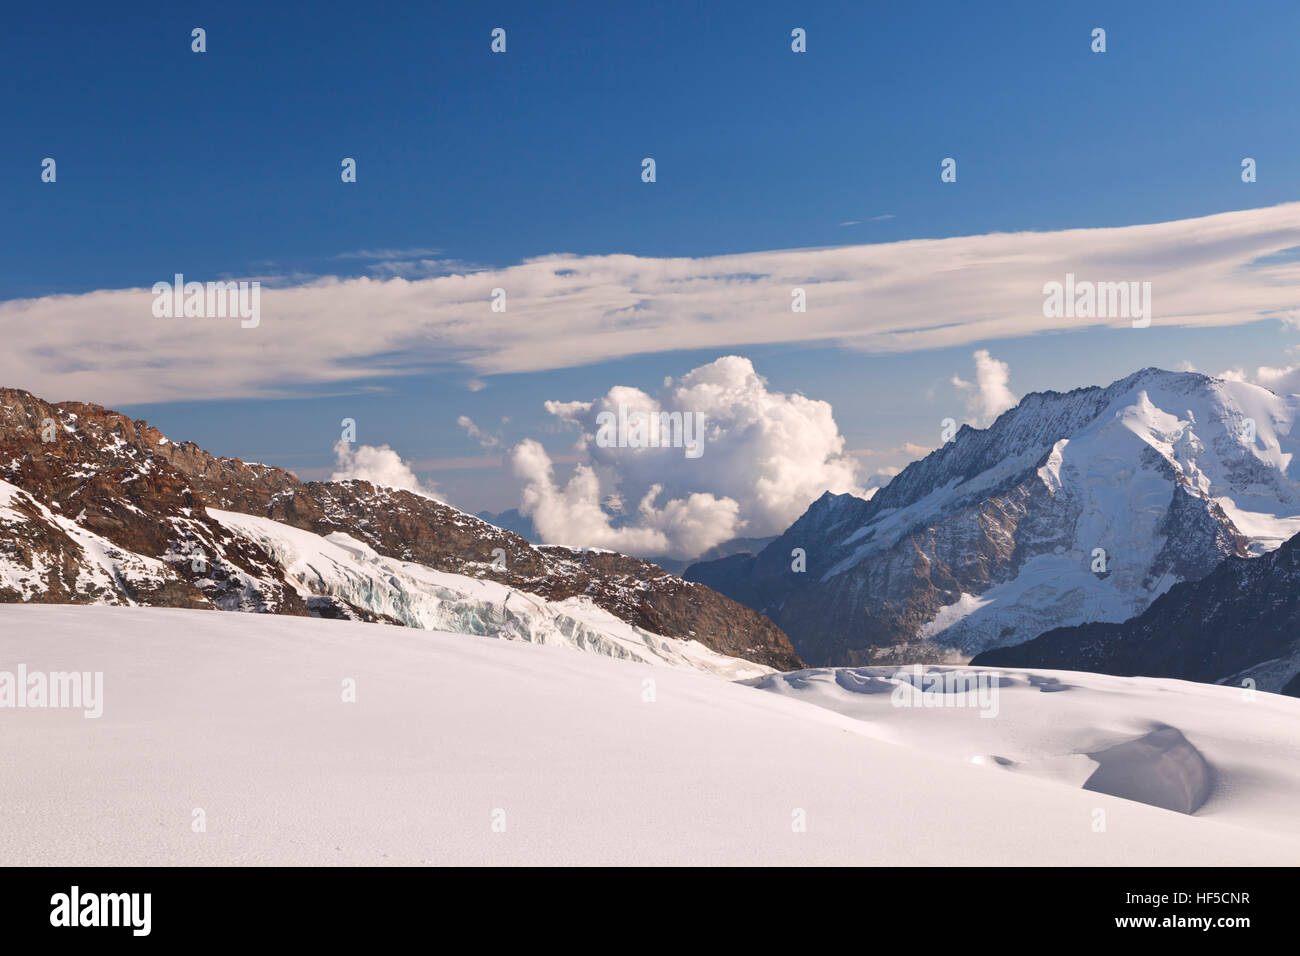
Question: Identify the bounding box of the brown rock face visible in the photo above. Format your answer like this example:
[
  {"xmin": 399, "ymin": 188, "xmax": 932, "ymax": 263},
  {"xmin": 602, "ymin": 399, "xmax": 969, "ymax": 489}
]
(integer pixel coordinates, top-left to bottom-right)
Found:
[{"xmin": 0, "ymin": 387, "xmax": 801, "ymax": 671}]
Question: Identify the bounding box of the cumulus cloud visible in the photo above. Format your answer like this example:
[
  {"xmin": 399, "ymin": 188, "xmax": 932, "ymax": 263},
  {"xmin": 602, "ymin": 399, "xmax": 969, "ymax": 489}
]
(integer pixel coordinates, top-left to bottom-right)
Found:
[
  {"xmin": 507, "ymin": 356, "xmax": 863, "ymax": 559},
  {"xmin": 1220, "ymin": 360, "xmax": 1300, "ymax": 397},
  {"xmin": 952, "ymin": 349, "xmax": 1018, "ymax": 425},
  {"xmin": 331, "ymin": 440, "xmax": 440, "ymax": 499},
  {"xmin": 4, "ymin": 203, "xmax": 1300, "ymax": 404},
  {"xmin": 511, "ymin": 439, "xmax": 742, "ymax": 558},
  {"xmin": 1256, "ymin": 366, "xmax": 1300, "ymax": 395}
]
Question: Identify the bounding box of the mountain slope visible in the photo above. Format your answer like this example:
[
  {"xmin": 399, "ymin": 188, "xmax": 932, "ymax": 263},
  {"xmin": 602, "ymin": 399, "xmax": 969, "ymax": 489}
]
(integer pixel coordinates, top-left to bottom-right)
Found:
[
  {"xmin": 687, "ymin": 368, "xmax": 1300, "ymax": 666},
  {"xmin": 475, "ymin": 508, "xmax": 539, "ymax": 543},
  {"xmin": 208, "ymin": 507, "xmax": 771, "ymax": 677},
  {"xmin": 971, "ymin": 529, "xmax": 1300, "ymax": 694},
  {"xmin": 645, "ymin": 535, "xmax": 779, "ymax": 576},
  {"xmin": 0, "ymin": 387, "xmax": 801, "ymax": 672}
]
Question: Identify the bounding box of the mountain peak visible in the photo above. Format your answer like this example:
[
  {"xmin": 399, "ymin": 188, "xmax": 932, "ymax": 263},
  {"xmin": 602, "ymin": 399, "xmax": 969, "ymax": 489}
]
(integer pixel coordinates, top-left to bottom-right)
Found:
[{"xmin": 690, "ymin": 366, "xmax": 1300, "ymax": 667}]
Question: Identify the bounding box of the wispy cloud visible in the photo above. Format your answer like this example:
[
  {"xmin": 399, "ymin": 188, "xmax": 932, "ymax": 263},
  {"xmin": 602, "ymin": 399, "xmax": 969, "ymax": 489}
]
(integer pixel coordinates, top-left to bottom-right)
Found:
[
  {"xmin": 330, "ymin": 248, "xmax": 443, "ymax": 261},
  {"xmin": 362, "ymin": 258, "xmax": 486, "ymax": 279},
  {"xmin": 839, "ymin": 214, "xmax": 892, "ymax": 226},
  {"xmin": 3, "ymin": 204, "xmax": 1300, "ymax": 404},
  {"xmin": 457, "ymin": 415, "xmax": 502, "ymax": 449}
]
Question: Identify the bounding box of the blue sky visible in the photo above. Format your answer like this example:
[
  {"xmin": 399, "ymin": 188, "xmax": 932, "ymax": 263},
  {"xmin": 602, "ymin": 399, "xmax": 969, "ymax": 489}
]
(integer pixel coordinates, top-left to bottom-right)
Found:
[
  {"xmin": 5, "ymin": 0, "xmax": 1299, "ymax": 294},
  {"xmin": 2, "ymin": 0, "xmax": 1299, "ymax": 532}
]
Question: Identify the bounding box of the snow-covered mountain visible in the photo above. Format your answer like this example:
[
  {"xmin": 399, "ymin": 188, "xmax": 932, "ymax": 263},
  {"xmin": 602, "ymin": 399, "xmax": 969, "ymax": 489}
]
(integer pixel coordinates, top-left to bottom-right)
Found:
[
  {"xmin": 687, "ymin": 368, "xmax": 1300, "ymax": 666},
  {"xmin": 0, "ymin": 387, "xmax": 800, "ymax": 675},
  {"xmin": 972, "ymin": 526, "xmax": 1300, "ymax": 694},
  {"xmin": 4, "ymin": 604, "xmax": 1297, "ymax": 865}
]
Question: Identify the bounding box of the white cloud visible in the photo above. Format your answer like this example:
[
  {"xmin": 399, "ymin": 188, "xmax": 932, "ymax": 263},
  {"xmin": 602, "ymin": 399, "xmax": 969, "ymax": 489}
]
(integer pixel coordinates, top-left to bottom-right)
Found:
[
  {"xmin": 1220, "ymin": 361, "xmax": 1300, "ymax": 397},
  {"xmin": 457, "ymin": 415, "xmax": 501, "ymax": 449},
  {"xmin": 330, "ymin": 440, "xmax": 440, "ymax": 499},
  {"xmin": 331, "ymin": 248, "xmax": 443, "ymax": 261},
  {"xmin": 507, "ymin": 356, "xmax": 863, "ymax": 559},
  {"xmin": 951, "ymin": 349, "xmax": 1018, "ymax": 425},
  {"xmin": 510, "ymin": 439, "xmax": 741, "ymax": 559},
  {"xmin": 4, "ymin": 203, "xmax": 1300, "ymax": 404},
  {"xmin": 363, "ymin": 258, "xmax": 484, "ymax": 279},
  {"xmin": 1256, "ymin": 366, "xmax": 1300, "ymax": 395}
]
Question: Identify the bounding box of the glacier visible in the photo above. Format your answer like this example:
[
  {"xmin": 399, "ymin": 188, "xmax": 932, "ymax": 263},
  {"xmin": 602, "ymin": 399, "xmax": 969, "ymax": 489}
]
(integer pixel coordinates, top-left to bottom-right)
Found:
[{"xmin": 208, "ymin": 509, "xmax": 772, "ymax": 679}]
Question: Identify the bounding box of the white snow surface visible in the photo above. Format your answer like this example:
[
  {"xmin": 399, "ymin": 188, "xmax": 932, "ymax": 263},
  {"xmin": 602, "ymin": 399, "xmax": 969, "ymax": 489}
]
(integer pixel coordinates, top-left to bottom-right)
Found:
[
  {"xmin": 1, "ymin": 604, "xmax": 1296, "ymax": 865},
  {"xmin": 208, "ymin": 509, "xmax": 768, "ymax": 680},
  {"xmin": 753, "ymin": 666, "xmax": 1300, "ymax": 839}
]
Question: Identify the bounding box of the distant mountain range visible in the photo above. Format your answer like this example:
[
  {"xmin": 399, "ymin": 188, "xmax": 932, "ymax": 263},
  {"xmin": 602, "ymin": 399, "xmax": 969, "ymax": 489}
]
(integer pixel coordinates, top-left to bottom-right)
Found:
[
  {"xmin": 687, "ymin": 368, "xmax": 1300, "ymax": 675},
  {"xmin": 14, "ymin": 367, "xmax": 1300, "ymax": 694},
  {"xmin": 0, "ymin": 387, "xmax": 801, "ymax": 674}
]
